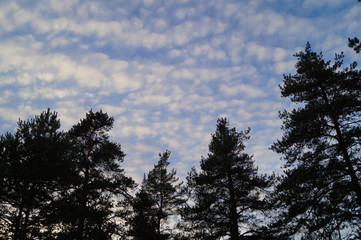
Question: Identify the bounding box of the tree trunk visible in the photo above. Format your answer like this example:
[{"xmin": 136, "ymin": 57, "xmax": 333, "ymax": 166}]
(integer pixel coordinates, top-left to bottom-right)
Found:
[
  {"xmin": 156, "ymin": 193, "xmax": 163, "ymax": 237},
  {"xmin": 332, "ymin": 118, "xmax": 361, "ymax": 206},
  {"xmin": 227, "ymin": 172, "xmax": 239, "ymax": 240},
  {"xmin": 77, "ymin": 152, "xmax": 90, "ymax": 240},
  {"xmin": 13, "ymin": 184, "xmax": 27, "ymax": 240},
  {"xmin": 321, "ymin": 87, "xmax": 361, "ymax": 206},
  {"xmin": 19, "ymin": 204, "xmax": 31, "ymax": 240},
  {"xmin": 13, "ymin": 201, "xmax": 24, "ymax": 240}
]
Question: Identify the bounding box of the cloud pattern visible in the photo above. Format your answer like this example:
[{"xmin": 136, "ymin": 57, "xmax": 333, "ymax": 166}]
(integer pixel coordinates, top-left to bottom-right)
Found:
[{"xmin": 0, "ymin": 0, "xmax": 359, "ymax": 182}]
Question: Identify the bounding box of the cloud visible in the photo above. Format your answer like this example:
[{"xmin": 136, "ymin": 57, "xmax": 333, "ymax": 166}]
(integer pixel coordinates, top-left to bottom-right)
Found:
[
  {"xmin": 191, "ymin": 43, "xmax": 227, "ymax": 61},
  {"xmin": 133, "ymin": 143, "xmax": 160, "ymax": 154},
  {"xmin": 74, "ymin": 65, "xmax": 106, "ymax": 88},
  {"xmin": 303, "ymin": 0, "xmax": 346, "ymax": 9},
  {"xmin": 105, "ymin": 72, "xmax": 142, "ymax": 93},
  {"xmin": 274, "ymin": 60, "xmax": 296, "ymax": 74},
  {"xmin": 97, "ymin": 104, "xmax": 125, "ymax": 116},
  {"xmin": 134, "ymin": 94, "xmax": 172, "ymax": 106},
  {"xmin": 236, "ymin": 109, "xmax": 253, "ymax": 121},
  {"xmin": 0, "ymin": 90, "xmax": 15, "ymax": 104},
  {"xmin": 56, "ymin": 101, "xmax": 90, "ymax": 130},
  {"xmin": 220, "ymin": 84, "xmax": 265, "ymax": 99},
  {"xmin": 47, "ymin": 0, "xmax": 79, "ymax": 13},
  {"xmin": 0, "ymin": 0, "xmax": 357, "ymax": 182},
  {"xmin": 122, "ymin": 125, "xmax": 156, "ymax": 139},
  {"xmin": 37, "ymin": 87, "xmax": 78, "ymax": 99},
  {"xmin": 0, "ymin": 105, "xmax": 44, "ymax": 124},
  {"xmin": 150, "ymin": 18, "xmax": 168, "ymax": 32},
  {"xmin": 9, "ymin": 2, "xmax": 221, "ymax": 52},
  {"xmin": 246, "ymin": 43, "xmax": 292, "ymax": 63},
  {"xmin": 175, "ymin": 7, "xmax": 196, "ymax": 20}
]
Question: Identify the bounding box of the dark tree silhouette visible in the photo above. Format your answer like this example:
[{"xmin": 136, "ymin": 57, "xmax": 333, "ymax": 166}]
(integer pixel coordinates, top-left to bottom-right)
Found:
[
  {"xmin": 0, "ymin": 109, "xmax": 72, "ymax": 240},
  {"xmin": 128, "ymin": 189, "xmax": 158, "ymax": 240},
  {"xmin": 182, "ymin": 118, "xmax": 273, "ymax": 240},
  {"xmin": 129, "ymin": 150, "xmax": 185, "ymax": 240},
  {"xmin": 348, "ymin": 1, "xmax": 360, "ymax": 53},
  {"xmin": 349, "ymin": 37, "xmax": 361, "ymax": 53},
  {"xmin": 271, "ymin": 43, "xmax": 361, "ymax": 239},
  {"xmin": 48, "ymin": 110, "xmax": 135, "ymax": 240}
]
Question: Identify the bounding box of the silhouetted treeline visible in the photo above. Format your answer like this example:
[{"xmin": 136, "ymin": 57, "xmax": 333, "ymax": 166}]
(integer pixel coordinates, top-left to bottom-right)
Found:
[{"xmin": 1, "ymin": 43, "xmax": 360, "ymax": 240}]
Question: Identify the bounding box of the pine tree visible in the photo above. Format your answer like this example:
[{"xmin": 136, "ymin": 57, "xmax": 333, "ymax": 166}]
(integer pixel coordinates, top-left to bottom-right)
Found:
[
  {"xmin": 271, "ymin": 43, "xmax": 361, "ymax": 239},
  {"xmin": 349, "ymin": 37, "xmax": 361, "ymax": 53},
  {"xmin": 49, "ymin": 110, "xmax": 135, "ymax": 240},
  {"xmin": 130, "ymin": 150, "xmax": 185, "ymax": 240},
  {"xmin": 182, "ymin": 118, "xmax": 273, "ymax": 240},
  {"xmin": 348, "ymin": 1, "xmax": 361, "ymax": 53},
  {"xmin": 128, "ymin": 189, "xmax": 158, "ymax": 240},
  {"xmin": 0, "ymin": 109, "xmax": 72, "ymax": 240}
]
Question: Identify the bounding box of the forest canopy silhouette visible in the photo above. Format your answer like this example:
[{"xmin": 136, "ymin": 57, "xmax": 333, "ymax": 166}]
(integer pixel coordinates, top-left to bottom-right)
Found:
[{"xmin": 1, "ymin": 42, "xmax": 360, "ymax": 240}]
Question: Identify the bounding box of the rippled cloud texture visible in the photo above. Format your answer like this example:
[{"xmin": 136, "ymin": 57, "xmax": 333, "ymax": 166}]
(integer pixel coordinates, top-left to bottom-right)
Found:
[{"xmin": 0, "ymin": 0, "xmax": 360, "ymax": 182}]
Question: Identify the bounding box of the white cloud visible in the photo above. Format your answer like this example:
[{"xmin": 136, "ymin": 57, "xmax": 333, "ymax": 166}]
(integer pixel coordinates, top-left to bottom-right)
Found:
[
  {"xmin": 16, "ymin": 73, "xmax": 33, "ymax": 86},
  {"xmin": 49, "ymin": 36, "xmax": 79, "ymax": 48},
  {"xmin": 169, "ymin": 49, "xmax": 182, "ymax": 57},
  {"xmin": 0, "ymin": 2, "xmax": 21, "ymax": 31},
  {"xmin": 303, "ymin": 0, "xmax": 346, "ymax": 9},
  {"xmin": 151, "ymin": 18, "xmax": 168, "ymax": 32},
  {"xmin": 143, "ymin": 0, "xmax": 155, "ymax": 7},
  {"xmin": 120, "ymin": 125, "xmax": 156, "ymax": 139},
  {"xmin": 246, "ymin": 43, "xmax": 292, "ymax": 64},
  {"xmin": 0, "ymin": 90, "xmax": 15, "ymax": 104},
  {"xmin": 134, "ymin": 95, "xmax": 172, "ymax": 106},
  {"xmin": 97, "ymin": 104, "xmax": 125, "ymax": 116},
  {"xmin": 247, "ymin": 43, "xmax": 269, "ymax": 61},
  {"xmin": 48, "ymin": 0, "xmax": 79, "ymax": 13},
  {"xmin": 236, "ymin": 109, "xmax": 253, "ymax": 120},
  {"xmin": 220, "ymin": 84, "xmax": 265, "ymax": 98},
  {"xmin": 133, "ymin": 143, "xmax": 160, "ymax": 154},
  {"xmin": 36, "ymin": 72, "xmax": 55, "ymax": 82},
  {"xmin": 192, "ymin": 43, "xmax": 227, "ymax": 60},
  {"xmin": 0, "ymin": 0, "xmax": 356, "ymax": 183},
  {"xmin": 56, "ymin": 101, "xmax": 89, "ymax": 130},
  {"xmin": 74, "ymin": 65, "xmax": 106, "ymax": 88},
  {"xmin": 266, "ymin": 12, "xmax": 286, "ymax": 35},
  {"xmin": 1, "ymin": 1, "xmax": 232, "ymax": 53},
  {"xmin": 37, "ymin": 87, "xmax": 77, "ymax": 99},
  {"xmin": 0, "ymin": 105, "xmax": 44, "ymax": 124},
  {"xmin": 76, "ymin": 1, "xmax": 110, "ymax": 19},
  {"xmin": 171, "ymin": 69, "xmax": 195, "ymax": 80},
  {"xmin": 274, "ymin": 60, "xmax": 296, "ymax": 74},
  {"xmin": 175, "ymin": 7, "xmax": 196, "ymax": 20},
  {"xmin": 107, "ymin": 72, "xmax": 142, "ymax": 93},
  {"xmin": 18, "ymin": 87, "xmax": 35, "ymax": 100}
]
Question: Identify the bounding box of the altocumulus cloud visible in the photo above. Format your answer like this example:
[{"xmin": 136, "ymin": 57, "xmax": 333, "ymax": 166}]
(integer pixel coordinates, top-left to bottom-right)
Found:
[{"xmin": 0, "ymin": 0, "xmax": 359, "ymax": 182}]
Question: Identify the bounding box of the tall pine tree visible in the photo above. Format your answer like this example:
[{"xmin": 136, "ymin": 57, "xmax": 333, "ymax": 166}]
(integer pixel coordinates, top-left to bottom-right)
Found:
[
  {"xmin": 182, "ymin": 118, "xmax": 273, "ymax": 240},
  {"xmin": 48, "ymin": 110, "xmax": 135, "ymax": 240},
  {"xmin": 128, "ymin": 189, "xmax": 158, "ymax": 240},
  {"xmin": 0, "ymin": 109, "xmax": 72, "ymax": 240},
  {"xmin": 129, "ymin": 150, "xmax": 185, "ymax": 240},
  {"xmin": 271, "ymin": 43, "xmax": 361, "ymax": 239}
]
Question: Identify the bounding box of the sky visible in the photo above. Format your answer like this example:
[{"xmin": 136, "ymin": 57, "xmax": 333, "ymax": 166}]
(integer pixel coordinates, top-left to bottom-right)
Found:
[{"xmin": 0, "ymin": 0, "xmax": 360, "ymax": 183}]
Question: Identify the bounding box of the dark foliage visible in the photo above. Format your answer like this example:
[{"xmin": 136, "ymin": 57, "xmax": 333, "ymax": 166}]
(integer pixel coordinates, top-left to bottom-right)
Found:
[
  {"xmin": 1, "ymin": 39, "xmax": 360, "ymax": 239},
  {"xmin": 0, "ymin": 110, "xmax": 135, "ymax": 240},
  {"xmin": 128, "ymin": 189, "xmax": 159, "ymax": 240},
  {"xmin": 271, "ymin": 43, "xmax": 361, "ymax": 239},
  {"xmin": 52, "ymin": 110, "xmax": 135, "ymax": 240},
  {"xmin": 347, "ymin": 1, "xmax": 360, "ymax": 53},
  {"xmin": 181, "ymin": 118, "xmax": 274, "ymax": 240},
  {"xmin": 0, "ymin": 109, "xmax": 73, "ymax": 240},
  {"xmin": 129, "ymin": 150, "xmax": 186, "ymax": 240},
  {"xmin": 348, "ymin": 37, "xmax": 361, "ymax": 53}
]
